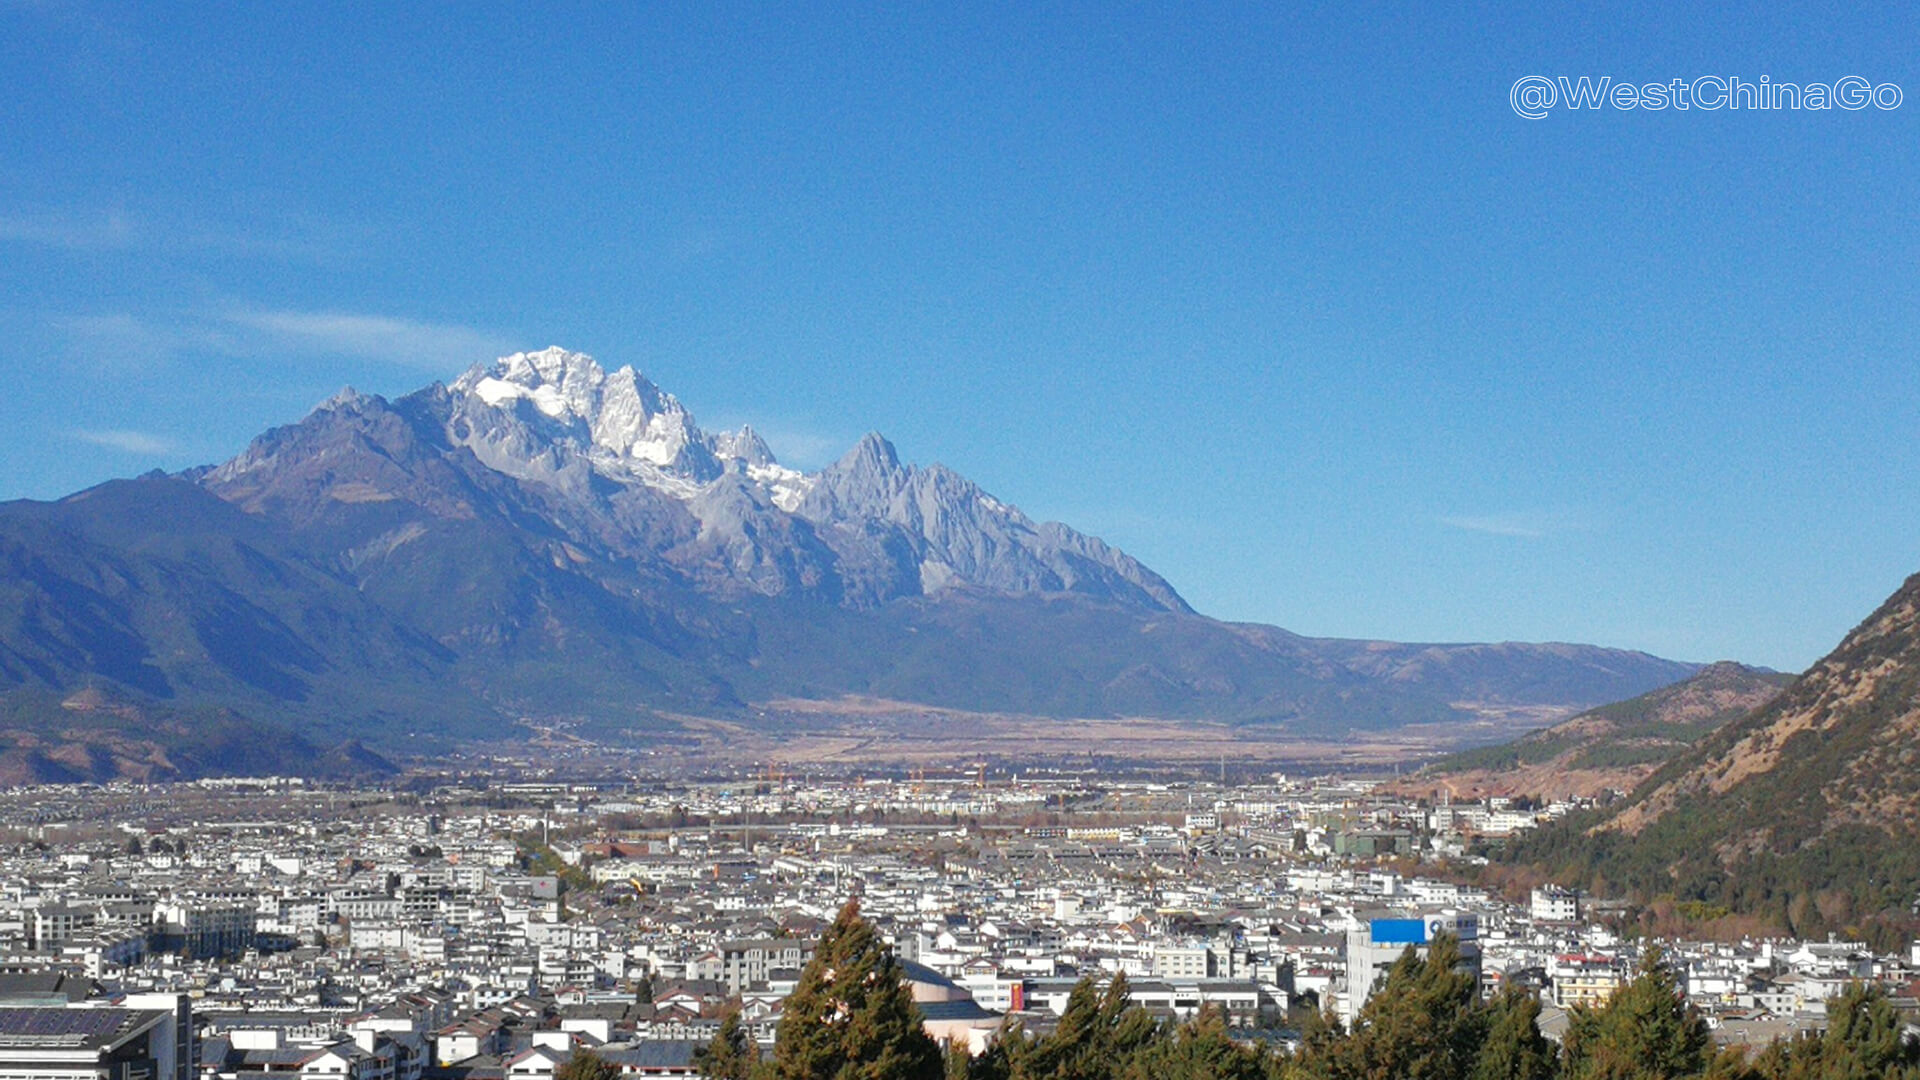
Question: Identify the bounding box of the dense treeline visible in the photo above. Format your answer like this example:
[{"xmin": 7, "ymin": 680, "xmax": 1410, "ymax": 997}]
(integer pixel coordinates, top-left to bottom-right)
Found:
[
  {"xmin": 692, "ymin": 902, "xmax": 1917, "ymax": 1080},
  {"xmin": 1501, "ymin": 804, "xmax": 1920, "ymax": 951}
]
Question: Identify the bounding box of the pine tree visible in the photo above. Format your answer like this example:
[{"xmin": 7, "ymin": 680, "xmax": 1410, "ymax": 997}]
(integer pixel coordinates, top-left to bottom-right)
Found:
[
  {"xmin": 772, "ymin": 898, "xmax": 944, "ymax": 1080},
  {"xmin": 1291, "ymin": 1002, "xmax": 1344, "ymax": 1070},
  {"xmin": 554, "ymin": 1049, "xmax": 620, "ymax": 1080},
  {"xmin": 1120, "ymin": 1005, "xmax": 1271, "ymax": 1080},
  {"xmin": 1745, "ymin": 982, "xmax": 1920, "ymax": 1080},
  {"xmin": 1469, "ymin": 988, "xmax": 1554, "ymax": 1080},
  {"xmin": 1012, "ymin": 977, "xmax": 1098, "ymax": 1080},
  {"xmin": 1813, "ymin": 981, "xmax": 1920, "ymax": 1078},
  {"xmin": 1311, "ymin": 932, "xmax": 1485, "ymax": 1080},
  {"xmin": 697, "ymin": 1007, "xmax": 762, "ymax": 1080},
  {"xmin": 967, "ymin": 1033, "xmax": 1015, "ymax": 1080},
  {"xmin": 1097, "ymin": 973, "xmax": 1163, "ymax": 1069},
  {"xmin": 1559, "ymin": 948, "xmax": 1710, "ymax": 1080},
  {"xmin": 1704, "ymin": 1045, "xmax": 1762, "ymax": 1080},
  {"xmin": 1011, "ymin": 972, "xmax": 1167, "ymax": 1080},
  {"xmin": 947, "ymin": 1039, "xmax": 976, "ymax": 1080}
]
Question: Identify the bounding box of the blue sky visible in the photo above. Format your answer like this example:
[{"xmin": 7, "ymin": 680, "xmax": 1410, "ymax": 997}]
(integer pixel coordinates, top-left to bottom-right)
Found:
[{"xmin": 2, "ymin": 3, "xmax": 1915, "ymax": 671}]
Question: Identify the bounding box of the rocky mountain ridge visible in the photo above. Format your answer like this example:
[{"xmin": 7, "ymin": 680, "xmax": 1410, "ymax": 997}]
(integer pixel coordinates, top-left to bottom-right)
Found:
[
  {"xmin": 210, "ymin": 347, "xmax": 1188, "ymax": 613},
  {"xmin": 1419, "ymin": 661, "xmax": 1790, "ymax": 799},
  {"xmin": 0, "ymin": 347, "xmax": 1705, "ymax": 776}
]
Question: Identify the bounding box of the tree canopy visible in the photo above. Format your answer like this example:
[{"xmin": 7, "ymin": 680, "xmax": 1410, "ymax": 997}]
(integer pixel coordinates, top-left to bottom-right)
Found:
[
  {"xmin": 772, "ymin": 898, "xmax": 944, "ymax": 1080},
  {"xmin": 753, "ymin": 907, "xmax": 1911, "ymax": 1080}
]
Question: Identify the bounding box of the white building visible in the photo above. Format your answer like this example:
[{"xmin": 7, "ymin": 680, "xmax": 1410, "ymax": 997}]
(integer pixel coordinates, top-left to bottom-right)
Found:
[
  {"xmin": 1530, "ymin": 887, "xmax": 1581, "ymax": 923},
  {"xmin": 1342, "ymin": 912, "xmax": 1482, "ymax": 1026}
]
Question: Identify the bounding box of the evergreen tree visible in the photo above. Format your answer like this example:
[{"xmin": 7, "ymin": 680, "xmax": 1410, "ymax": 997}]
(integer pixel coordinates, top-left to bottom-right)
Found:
[
  {"xmin": 1012, "ymin": 972, "xmax": 1166, "ymax": 1080},
  {"xmin": 1291, "ymin": 1003, "xmax": 1345, "ymax": 1071},
  {"xmin": 1470, "ymin": 989, "xmax": 1555, "ymax": 1080},
  {"xmin": 1745, "ymin": 982, "xmax": 1920, "ymax": 1080},
  {"xmin": 948, "ymin": 1039, "xmax": 977, "ymax": 1080},
  {"xmin": 697, "ymin": 1007, "xmax": 762, "ymax": 1080},
  {"xmin": 1813, "ymin": 981, "xmax": 1920, "ymax": 1078},
  {"xmin": 1120, "ymin": 1005, "xmax": 1271, "ymax": 1080},
  {"xmin": 772, "ymin": 898, "xmax": 944, "ymax": 1080},
  {"xmin": 1703, "ymin": 1046, "xmax": 1763, "ymax": 1080},
  {"xmin": 1310, "ymin": 932, "xmax": 1485, "ymax": 1080},
  {"xmin": 1011, "ymin": 976, "xmax": 1099, "ymax": 1080},
  {"xmin": 1559, "ymin": 948, "xmax": 1710, "ymax": 1080},
  {"xmin": 554, "ymin": 1049, "xmax": 620, "ymax": 1080},
  {"xmin": 967, "ymin": 1032, "xmax": 1015, "ymax": 1080},
  {"xmin": 1097, "ymin": 973, "xmax": 1163, "ymax": 1069}
]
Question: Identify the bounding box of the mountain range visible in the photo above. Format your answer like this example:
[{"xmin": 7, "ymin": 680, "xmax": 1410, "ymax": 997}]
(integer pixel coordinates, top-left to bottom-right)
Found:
[
  {"xmin": 1420, "ymin": 661, "xmax": 1791, "ymax": 799},
  {"xmin": 0, "ymin": 347, "xmax": 1701, "ymax": 777}
]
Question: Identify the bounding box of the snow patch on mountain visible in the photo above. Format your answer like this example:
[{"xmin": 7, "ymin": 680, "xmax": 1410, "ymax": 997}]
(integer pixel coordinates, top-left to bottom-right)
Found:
[
  {"xmin": 449, "ymin": 347, "xmax": 824, "ymax": 514},
  {"xmin": 749, "ymin": 464, "xmax": 814, "ymax": 512},
  {"xmin": 431, "ymin": 346, "xmax": 1188, "ymax": 611}
]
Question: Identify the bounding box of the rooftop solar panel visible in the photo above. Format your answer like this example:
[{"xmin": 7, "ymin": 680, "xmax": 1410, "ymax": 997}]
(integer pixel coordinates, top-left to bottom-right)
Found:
[{"xmin": 0, "ymin": 1007, "xmax": 141, "ymax": 1048}]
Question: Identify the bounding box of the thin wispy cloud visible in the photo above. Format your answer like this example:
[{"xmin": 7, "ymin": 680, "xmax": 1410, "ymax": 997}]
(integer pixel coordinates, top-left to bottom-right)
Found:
[
  {"xmin": 72, "ymin": 428, "xmax": 173, "ymax": 455},
  {"xmin": 762, "ymin": 429, "xmax": 854, "ymax": 471},
  {"xmin": 1438, "ymin": 512, "xmax": 1559, "ymax": 539},
  {"xmin": 222, "ymin": 308, "xmax": 513, "ymax": 370},
  {"xmin": 709, "ymin": 415, "xmax": 853, "ymax": 471},
  {"xmin": 51, "ymin": 312, "xmax": 232, "ymax": 370},
  {"xmin": 0, "ymin": 209, "xmax": 138, "ymax": 251},
  {"xmin": 44, "ymin": 307, "xmax": 513, "ymax": 375},
  {"xmin": 0, "ymin": 204, "xmax": 353, "ymax": 262}
]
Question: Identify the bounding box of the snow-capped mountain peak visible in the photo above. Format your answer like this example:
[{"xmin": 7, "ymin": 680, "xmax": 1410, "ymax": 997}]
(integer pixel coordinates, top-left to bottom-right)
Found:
[
  {"xmin": 447, "ymin": 346, "xmax": 793, "ymax": 502},
  {"xmin": 428, "ymin": 346, "xmax": 1184, "ymax": 610},
  {"xmin": 713, "ymin": 424, "xmax": 776, "ymax": 468},
  {"xmin": 453, "ymin": 346, "xmax": 711, "ymax": 469}
]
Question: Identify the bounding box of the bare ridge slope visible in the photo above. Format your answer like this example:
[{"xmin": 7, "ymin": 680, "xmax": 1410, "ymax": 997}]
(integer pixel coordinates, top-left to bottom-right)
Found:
[
  {"xmin": 1506, "ymin": 573, "xmax": 1920, "ymax": 940},
  {"xmin": 1424, "ymin": 662, "xmax": 1789, "ymax": 798}
]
